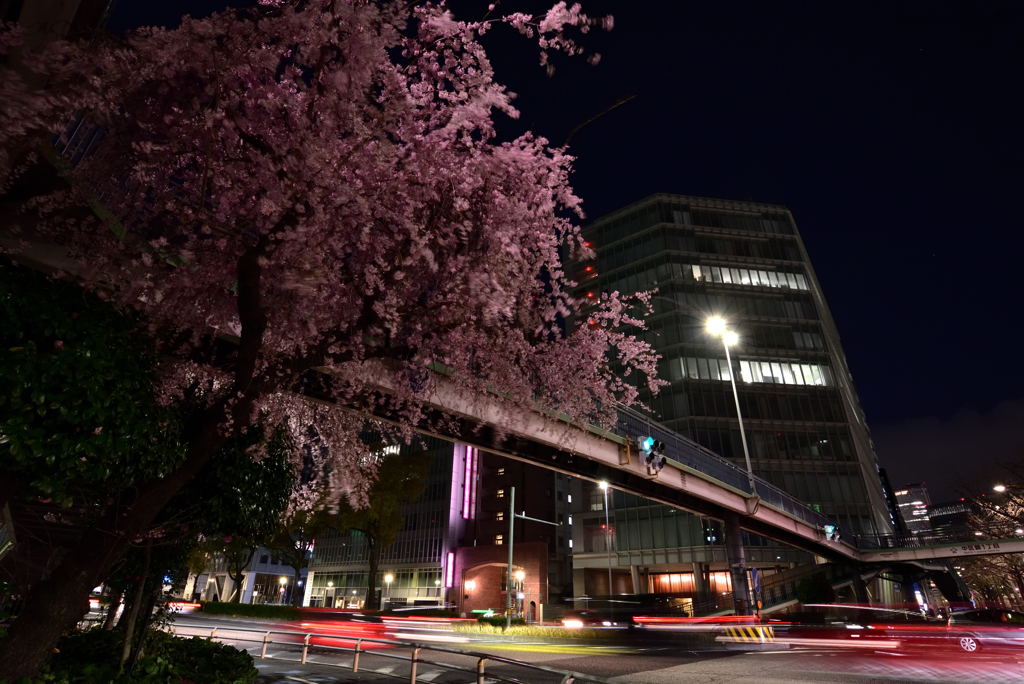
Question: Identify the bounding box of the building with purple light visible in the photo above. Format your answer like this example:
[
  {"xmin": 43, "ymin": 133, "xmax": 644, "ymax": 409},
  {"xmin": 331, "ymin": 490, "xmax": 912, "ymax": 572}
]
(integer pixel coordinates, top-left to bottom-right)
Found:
[{"xmin": 304, "ymin": 438, "xmax": 571, "ymax": 616}]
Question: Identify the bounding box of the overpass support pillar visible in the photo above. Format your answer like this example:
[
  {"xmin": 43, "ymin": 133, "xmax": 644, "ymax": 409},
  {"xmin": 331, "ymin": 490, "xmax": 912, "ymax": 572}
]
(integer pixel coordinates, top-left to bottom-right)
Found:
[
  {"xmin": 723, "ymin": 513, "xmax": 752, "ymax": 615},
  {"xmin": 630, "ymin": 565, "xmax": 643, "ymax": 594},
  {"xmin": 691, "ymin": 562, "xmax": 709, "ymax": 603}
]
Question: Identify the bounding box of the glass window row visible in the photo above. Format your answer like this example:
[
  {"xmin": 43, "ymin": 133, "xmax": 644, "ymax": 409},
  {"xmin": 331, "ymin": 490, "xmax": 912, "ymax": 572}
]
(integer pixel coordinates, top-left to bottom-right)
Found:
[
  {"xmin": 691, "ymin": 264, "xmax": 808, "ymax": 291},
  {"xmin": 658, "ymin": 423, "xmax": 857, "ymax": 464},
  {"xmin": 677, "ymin": 356, "xmax": 833, "ymax": 386},
  {"xmin": 586, "ymin": 201, "xmax": 795, "ymax": 246},
  {"xmin": 658, "ymin": 385, "xmax": 848, "ymax": 424}
]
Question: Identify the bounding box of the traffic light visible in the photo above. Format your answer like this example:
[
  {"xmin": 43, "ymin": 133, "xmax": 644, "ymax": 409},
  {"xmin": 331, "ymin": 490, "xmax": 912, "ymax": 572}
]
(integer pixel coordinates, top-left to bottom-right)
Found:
[{"xmin": 637, "ymin": 436, "xmax": 667, "ymax": 475}]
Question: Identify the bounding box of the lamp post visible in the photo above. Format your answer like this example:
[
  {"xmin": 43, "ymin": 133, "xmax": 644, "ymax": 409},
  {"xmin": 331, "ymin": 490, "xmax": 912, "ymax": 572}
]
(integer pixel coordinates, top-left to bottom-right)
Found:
[
  {"xmin": 278, "ymin": 576, "xmax": 288, "ymax": 605},
  {"xmin": 384, "ymin": 573, "xmax": 393, "ymax": 606},
  {"xmin": 705, "ymin": 316, "xmax": 756, "ymax": 496},
  {"xmin": 598, "ymin": 481, "xmax": 613, "ymax": 596}
]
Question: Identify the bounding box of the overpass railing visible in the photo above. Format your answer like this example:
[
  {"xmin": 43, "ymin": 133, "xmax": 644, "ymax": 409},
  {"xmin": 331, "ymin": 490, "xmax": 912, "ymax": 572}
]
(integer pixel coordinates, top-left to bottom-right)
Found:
[
  {"xmin": 615, "ymin": 405, "xmax": 833, "ymax": 531},
  {"xmin": 853, "ymin": 524, "xmax": 1024, "ymax": 550}
]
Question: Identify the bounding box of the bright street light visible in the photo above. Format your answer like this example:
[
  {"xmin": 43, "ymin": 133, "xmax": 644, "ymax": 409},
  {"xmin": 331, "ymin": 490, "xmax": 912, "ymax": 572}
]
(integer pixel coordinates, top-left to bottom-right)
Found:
[
  {"xmin": 513, "ymin": 570, "xmax": 525, "ymax": 582},
  {"xmin": 705, "ymin": 315, "xmax": 727, "ymax": 336},
  {"xmin": 994, "ymin": 484, "xmax": 1008, "ymax": 493},
  {"xmin": 384, "ymin": 573, "xmax": 394, "ymax": 584},
  {"xmin": 278, "ymin": 576, "xmax": 288, "ymax": 585},
  {"xmin": 598, "ymin": 480, "xmax": 609, "ymax": 491},
  {"xmin": 704, "ymin": 316, "xmax": 756, "ymax": 496}
]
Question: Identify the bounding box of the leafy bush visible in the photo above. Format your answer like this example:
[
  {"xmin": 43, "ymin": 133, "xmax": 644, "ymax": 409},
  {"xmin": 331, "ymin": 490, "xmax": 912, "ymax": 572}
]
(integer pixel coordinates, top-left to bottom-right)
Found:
[
  {"xmin": 199, "ymin": 600, "xmax": 301, "ymax": 620},
  {"xmin": 35, "ymin": 627, "xmax": 256, "ymax": 683},
  {"xmin": 148, "ymin": 630, "xmax": 258, "ymax": 683}
]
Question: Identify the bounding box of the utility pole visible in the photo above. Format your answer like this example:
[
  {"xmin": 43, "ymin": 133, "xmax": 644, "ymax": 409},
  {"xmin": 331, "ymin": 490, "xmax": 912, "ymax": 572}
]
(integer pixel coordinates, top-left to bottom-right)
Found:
[{"xmin": 505, "ymin": 486, "xmax": 561, "ymax": 629}]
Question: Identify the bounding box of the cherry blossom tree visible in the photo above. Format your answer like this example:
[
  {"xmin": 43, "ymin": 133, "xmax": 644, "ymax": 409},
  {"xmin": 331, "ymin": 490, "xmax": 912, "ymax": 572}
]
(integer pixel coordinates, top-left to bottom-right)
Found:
[{"xmin": 0, "ymin": 1, "xmax": 659, "ymax": 674}]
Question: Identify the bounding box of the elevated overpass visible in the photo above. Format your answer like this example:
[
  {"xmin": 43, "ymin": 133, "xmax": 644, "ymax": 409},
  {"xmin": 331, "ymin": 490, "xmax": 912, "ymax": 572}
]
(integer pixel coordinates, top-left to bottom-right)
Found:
[
  {"xmin": 354, "ymin": 361, "xmax": 857, "ymax": 563},
  {"xmin": 856, "ymin": 527, "xmax": 1024, "ymax": 562}
]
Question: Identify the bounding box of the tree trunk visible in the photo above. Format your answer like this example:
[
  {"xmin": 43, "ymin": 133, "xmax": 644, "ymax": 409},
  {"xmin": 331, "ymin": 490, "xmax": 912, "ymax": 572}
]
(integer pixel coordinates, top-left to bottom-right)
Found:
[
  {"xmin": 103, "ymin": 586, "xmax": 123, "ymax": 630},
  {"xmin": 119, "ymin": 542, "xmax": 152, "ymax": 670},
  {"xmin": 125, "ymin": 581, "xmax": 161, "ymax": 673},
  {"xmin": 0, "ymin": 529, "xmax": 127, "ymax": 680},
  {"xmin": 366, "ymin": 538, "xmax": 379, "ymax": 610},
  {"xmin": 290, "ymin": 565, "xmax": 303, "ymax": 606},
  {"xmin": 229, "ymin": 572, "xmax": 245, "ymax": 603}
]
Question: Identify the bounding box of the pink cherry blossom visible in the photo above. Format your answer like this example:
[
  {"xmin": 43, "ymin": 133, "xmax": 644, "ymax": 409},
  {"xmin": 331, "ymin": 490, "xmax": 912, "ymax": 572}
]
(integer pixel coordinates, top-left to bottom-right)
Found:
[{"xmin": 0, "ymin": 1, "xmax": 654, "ymax": 513}]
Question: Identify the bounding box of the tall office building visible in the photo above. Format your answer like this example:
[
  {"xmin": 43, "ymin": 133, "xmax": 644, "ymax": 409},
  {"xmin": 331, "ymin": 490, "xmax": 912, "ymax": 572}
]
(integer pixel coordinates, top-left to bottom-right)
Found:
[
  {"xmin": 894, "ymin": 482, "xmax": 933, "ymax": 535},
  {"xmin": 569, "ymin": 194, "xmax": 891, "ymax": 599}
]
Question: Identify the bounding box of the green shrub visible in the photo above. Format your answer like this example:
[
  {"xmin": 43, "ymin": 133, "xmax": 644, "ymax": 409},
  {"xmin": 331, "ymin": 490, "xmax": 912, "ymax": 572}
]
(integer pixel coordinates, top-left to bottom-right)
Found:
[
  {"xmin": 36, "ymin": 627, "xmax": 257, "ymax": 683},
  {"xmin": 198, "ymin": 600, "xmax": 301, "ymax": 620},
  {"xmin": 148, "ymin": 630, "xmax": 258, "ymax": 683}
]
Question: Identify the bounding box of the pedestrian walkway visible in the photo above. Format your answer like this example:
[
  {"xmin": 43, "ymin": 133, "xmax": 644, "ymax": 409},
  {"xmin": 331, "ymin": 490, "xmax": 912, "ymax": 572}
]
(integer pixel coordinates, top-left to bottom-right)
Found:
[{"xmin": 254, "ymin": 658, "xmax": 395, "ymax": 683}]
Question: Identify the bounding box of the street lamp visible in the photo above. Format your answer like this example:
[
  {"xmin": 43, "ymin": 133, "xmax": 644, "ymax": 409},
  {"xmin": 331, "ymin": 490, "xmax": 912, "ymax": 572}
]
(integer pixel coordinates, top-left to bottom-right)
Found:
[
  {"xmin": 278, "ymin": 576, "xmax": 288, "ymax": 605},
  {"xmin": 705, "ymin": 316, "xmax": 756, "ymax": 495},
  {"xmin": 598, "ymin": 481, "xmax": 613, "ymax": 596},
  {"xmin": 384, "ymin": 573, "xmax": 394, "ymax": 605},
  {"xmin": 994, "ymin": 484, "xmax": 1008, "ymax": 493}
]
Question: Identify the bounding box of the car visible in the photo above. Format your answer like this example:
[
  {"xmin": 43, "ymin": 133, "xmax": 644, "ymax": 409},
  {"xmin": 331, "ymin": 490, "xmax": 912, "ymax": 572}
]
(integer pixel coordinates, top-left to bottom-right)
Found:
[
  {"xmin": 772, "ymin": 603, "xmax": 945, "ymax": 651},
  {"xmin": 946, "ymin": 609, "xmax": 1024, "ymax": 654},
  {"xmin": 561, "ymin": 608, "xmax": 632, "ymax": 629}
]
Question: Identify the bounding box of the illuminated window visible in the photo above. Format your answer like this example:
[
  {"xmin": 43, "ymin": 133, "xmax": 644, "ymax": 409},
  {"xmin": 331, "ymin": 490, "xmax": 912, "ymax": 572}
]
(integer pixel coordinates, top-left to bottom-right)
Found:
[
  {"xmin": 497, "ymin": 467, "xmax": 505, "ymax": 475},
  {"xmin": 686, "ymin": 263, "xmax": 808, "ymax": 291},
  {"xmin": 496, "ymin": 511, "xmax": 504, "ymax": 521},
  {"xmin": 494, "ymin": 535, "xmax": 504, "ymax": 545},
  {"xmin": 496, "ymin": 489, "xmax": 505, "ymax": 499},
  {"xmin": 680, "ymin": 357, "xmax": 832, "ymax": 386}
]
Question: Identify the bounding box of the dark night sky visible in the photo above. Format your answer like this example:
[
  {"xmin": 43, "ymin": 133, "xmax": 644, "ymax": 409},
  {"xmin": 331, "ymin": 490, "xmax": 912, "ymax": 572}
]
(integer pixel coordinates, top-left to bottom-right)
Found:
[{"xmin": 109, "ymin": 1, "xmax": 1024, "ymax": 499}]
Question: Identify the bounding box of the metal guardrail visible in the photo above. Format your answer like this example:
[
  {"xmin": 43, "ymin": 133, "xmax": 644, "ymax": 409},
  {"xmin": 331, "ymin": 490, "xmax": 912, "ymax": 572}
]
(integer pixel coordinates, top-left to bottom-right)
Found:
[
  {"xmin": 615, "ymin": 404, "xmax": 834, "ymax": 531},
  {"xmin": 170, "ymin": 622, "xmax": 608, "ymax": 684}
]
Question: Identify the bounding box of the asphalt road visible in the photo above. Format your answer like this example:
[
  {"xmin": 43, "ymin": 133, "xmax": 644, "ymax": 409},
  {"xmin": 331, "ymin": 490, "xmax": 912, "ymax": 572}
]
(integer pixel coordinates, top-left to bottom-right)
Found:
[{"xmin": 169, "ymin": 614, "xmax": 1024, "ymax": 683}]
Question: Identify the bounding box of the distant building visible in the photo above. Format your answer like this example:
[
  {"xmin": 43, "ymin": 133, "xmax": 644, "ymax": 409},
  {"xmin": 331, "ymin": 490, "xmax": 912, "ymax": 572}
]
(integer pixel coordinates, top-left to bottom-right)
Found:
[
  {"xmin": 928, "ymin": 499, "xmax": 972, "ymax": 536},
  {"xmin": 183, "ymin": 546, "xmax": 309, "ymax": 605},
  {"xmin": 894, "ymin": 483, "xmax": 932, "ymax": 534}
]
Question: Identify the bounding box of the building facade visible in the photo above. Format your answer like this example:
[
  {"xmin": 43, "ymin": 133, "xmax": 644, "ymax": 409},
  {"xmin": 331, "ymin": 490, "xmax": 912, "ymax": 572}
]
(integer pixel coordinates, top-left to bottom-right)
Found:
[
  {"xmin": 569, "ymin": 194, "xmax": 892, "ymax": 600},
  {"xmin": 894, "ymin": 483, "xmax": 933, "ymax": 534},
  {"xmin": 305, "ymin": 437, "xmax": 572, "ymax": 617}
]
